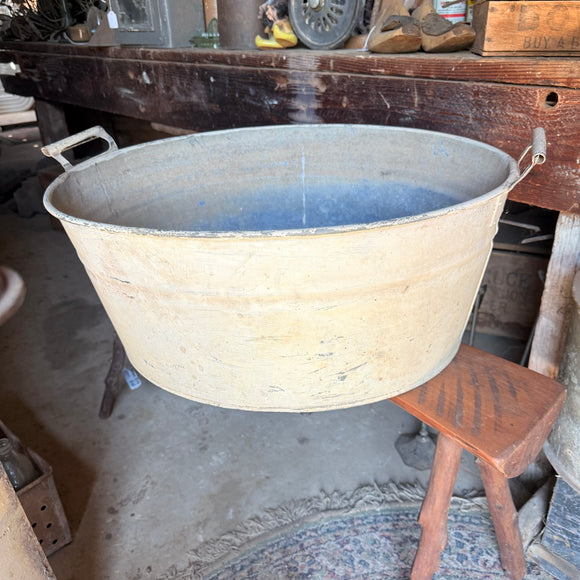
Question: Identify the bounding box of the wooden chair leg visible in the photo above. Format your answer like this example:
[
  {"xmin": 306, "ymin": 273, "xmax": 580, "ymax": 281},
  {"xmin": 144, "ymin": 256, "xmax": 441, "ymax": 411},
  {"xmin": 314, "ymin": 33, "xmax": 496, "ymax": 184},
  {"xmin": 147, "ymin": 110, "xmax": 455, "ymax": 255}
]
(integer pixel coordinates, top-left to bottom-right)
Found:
[
  {"xmin": 99, "ymin": 334, "xmax": 126, "ymax": 419},
  {"xmin": 411, "ymin": 434, "xmax": 463, "ymax": 580},
  {"xmin": 477, "ymin": 460, "xmax": 527, "ymax": 580}
]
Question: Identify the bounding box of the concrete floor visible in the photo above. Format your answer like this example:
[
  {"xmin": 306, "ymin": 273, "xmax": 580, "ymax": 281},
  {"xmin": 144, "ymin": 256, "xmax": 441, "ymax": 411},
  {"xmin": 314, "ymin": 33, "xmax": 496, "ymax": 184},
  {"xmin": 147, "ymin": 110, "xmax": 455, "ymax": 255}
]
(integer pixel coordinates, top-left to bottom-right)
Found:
[{"xmin": 1, "ymin": 124, "xmax": 536, "ymax": 579}]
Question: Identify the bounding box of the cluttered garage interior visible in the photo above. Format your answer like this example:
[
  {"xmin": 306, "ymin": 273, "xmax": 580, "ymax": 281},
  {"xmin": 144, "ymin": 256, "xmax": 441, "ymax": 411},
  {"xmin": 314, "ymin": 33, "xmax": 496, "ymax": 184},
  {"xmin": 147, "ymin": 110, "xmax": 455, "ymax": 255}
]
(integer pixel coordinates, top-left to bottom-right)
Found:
[{"xmin": 0, "ymin": 1, "xmax": 578, "ymax": 578}]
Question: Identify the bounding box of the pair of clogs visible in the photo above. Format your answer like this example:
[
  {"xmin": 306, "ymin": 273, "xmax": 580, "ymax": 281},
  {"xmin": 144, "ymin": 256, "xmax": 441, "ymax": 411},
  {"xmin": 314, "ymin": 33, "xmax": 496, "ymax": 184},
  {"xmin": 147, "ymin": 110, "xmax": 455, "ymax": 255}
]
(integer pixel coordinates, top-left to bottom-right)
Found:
[{"xmin": 368, "ymin": 0, "xmax": 475, "ymax": 54}]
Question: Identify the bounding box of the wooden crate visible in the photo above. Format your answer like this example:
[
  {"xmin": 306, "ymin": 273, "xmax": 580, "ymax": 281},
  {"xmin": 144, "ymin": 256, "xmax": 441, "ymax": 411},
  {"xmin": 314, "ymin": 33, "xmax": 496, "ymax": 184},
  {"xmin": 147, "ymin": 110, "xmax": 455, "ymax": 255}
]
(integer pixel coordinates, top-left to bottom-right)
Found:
[
  {"xmin": 0, "ymin": 420, "xmax": 72, "ymax": 556},
  {"xmin": 471, "ymin": 1, "xmax": 580, "ymax": 56}
]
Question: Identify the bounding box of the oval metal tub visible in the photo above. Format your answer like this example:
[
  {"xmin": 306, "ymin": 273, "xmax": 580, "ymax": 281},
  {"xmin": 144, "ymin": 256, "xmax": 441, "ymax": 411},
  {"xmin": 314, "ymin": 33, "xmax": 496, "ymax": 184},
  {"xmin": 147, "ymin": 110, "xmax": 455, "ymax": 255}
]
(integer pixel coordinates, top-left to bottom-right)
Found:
[{"xmin": 43, "ymin": 124, "xmax": 545, "ymax": 412}]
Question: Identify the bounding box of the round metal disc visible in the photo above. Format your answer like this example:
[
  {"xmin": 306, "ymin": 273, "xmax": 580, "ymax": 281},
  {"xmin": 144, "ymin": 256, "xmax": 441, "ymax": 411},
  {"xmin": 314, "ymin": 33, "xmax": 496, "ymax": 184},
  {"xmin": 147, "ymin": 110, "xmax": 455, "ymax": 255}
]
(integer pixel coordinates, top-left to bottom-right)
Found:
[{"xmin": 289, "ymin": 0, "xmax": 364, "ymax": 50}]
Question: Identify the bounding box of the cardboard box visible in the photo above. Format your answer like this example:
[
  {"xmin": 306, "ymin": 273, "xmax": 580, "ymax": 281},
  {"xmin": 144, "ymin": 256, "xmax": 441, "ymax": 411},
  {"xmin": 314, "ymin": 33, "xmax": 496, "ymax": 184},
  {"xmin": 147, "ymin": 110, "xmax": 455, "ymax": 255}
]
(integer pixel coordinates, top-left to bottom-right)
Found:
[
  {"xmin": 472, "ymin": 1, "xmax": 580, "ymax": 56},
  {"xmin": 472, "ymin": 250, "xmax": 548, "ymax": 339}
]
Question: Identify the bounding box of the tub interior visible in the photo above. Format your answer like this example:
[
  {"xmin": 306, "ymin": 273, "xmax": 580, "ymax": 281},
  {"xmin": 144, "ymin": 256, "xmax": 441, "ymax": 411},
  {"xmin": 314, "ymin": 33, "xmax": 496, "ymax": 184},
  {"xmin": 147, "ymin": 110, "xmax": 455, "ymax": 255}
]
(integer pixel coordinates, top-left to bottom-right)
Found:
[{"xmin": 47, "ymin": 125, "xmax": 515, "ymax": 232}]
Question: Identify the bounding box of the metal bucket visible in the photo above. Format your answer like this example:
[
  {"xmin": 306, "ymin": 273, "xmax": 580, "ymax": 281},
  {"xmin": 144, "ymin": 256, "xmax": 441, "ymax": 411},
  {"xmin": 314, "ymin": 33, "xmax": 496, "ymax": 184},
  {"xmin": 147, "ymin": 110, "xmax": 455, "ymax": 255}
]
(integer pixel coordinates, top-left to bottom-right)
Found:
[{"xmin": 43, "ymin": 124, "xmax": 545, "ymax": 412}]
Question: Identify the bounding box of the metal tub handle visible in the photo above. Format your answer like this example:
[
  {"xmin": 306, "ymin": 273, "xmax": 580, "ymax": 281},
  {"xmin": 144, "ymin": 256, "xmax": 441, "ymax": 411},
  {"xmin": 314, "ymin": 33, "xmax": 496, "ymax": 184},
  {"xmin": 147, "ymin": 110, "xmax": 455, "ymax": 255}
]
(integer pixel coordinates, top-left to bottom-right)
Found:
[
  {"xmin": 510, "ymin": 127, "xmax": 547, "ymax": 191},
  {"xmin": 41, "ymin": 126, "xmax": 118, "ymax": 172}
]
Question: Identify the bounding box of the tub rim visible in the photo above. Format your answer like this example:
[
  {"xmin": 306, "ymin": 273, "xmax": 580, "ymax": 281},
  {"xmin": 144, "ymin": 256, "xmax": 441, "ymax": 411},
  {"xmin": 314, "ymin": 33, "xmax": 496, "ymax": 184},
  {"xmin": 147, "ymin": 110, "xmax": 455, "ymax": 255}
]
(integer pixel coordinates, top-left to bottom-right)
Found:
[{"xmin": 43, "ymin": 124, "xmax": 520, "ymax": 240}]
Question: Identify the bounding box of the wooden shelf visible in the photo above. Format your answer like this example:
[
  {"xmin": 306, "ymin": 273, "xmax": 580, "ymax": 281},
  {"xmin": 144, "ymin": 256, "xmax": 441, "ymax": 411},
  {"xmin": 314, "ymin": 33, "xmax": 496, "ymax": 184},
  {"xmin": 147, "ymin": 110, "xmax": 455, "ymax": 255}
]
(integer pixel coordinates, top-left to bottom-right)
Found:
[
  {"xmin": 1, "ymin": 42, "xmax": 578, "ymax": 213},
  {"xmin": 1, "ymin": 43, "xmax": 578, "ymax": 88}
]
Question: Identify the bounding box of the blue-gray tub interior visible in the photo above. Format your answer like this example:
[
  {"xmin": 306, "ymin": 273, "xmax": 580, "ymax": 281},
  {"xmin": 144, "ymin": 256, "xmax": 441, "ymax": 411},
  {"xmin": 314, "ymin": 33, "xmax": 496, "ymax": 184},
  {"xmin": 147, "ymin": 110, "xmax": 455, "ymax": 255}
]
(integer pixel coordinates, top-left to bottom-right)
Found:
[{"xmin": 45, "ymin": 125, "xmax": 516, "ymax": 235}]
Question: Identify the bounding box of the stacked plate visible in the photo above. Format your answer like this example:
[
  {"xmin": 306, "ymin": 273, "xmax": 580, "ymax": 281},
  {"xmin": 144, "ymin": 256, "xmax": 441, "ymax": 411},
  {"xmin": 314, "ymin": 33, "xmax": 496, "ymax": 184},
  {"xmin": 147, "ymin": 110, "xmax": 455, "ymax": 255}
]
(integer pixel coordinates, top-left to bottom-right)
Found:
[{"xmin": 0, "ymin": 63, "xmax": 34, "ymax": 114}]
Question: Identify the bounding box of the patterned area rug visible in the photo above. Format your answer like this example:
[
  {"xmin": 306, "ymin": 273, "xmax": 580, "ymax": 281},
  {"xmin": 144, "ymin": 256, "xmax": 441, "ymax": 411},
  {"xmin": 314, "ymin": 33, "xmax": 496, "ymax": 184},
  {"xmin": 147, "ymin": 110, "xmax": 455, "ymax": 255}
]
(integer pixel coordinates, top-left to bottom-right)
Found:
[{"xmin": 160, "ymin": 483, "xmax": 552, "ymax": 580}]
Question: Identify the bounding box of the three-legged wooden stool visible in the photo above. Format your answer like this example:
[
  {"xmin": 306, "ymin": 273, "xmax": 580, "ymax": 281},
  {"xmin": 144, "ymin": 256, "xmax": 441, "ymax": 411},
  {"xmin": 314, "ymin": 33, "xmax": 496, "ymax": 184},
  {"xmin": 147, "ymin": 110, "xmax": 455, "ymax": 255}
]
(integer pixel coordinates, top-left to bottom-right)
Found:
[{"xmin": 392, "ymin": 344, "xmax": 565, "ymax": 580}]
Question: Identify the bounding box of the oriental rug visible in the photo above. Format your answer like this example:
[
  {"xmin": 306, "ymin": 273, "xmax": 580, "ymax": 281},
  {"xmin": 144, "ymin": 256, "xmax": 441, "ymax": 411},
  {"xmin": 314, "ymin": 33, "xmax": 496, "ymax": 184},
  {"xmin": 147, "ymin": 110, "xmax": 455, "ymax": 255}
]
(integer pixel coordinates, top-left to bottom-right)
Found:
[{"xmin": 160, "ymin": 482, "xmax": 551, "ymax": 580}]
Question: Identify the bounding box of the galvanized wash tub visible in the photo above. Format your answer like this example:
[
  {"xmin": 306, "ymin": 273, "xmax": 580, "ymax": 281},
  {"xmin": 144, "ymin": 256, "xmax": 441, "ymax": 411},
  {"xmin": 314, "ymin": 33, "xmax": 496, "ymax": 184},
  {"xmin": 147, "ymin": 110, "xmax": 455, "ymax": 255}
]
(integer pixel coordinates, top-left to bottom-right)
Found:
[{"xmin": 43, "ymin": 124, "xmax": 545, "ymax": 412}]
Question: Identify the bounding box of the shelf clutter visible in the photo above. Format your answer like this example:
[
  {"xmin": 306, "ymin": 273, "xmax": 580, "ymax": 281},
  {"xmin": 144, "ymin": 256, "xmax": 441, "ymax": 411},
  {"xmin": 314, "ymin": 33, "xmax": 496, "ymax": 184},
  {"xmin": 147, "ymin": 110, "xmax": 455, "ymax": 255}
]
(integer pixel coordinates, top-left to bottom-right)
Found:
[{"xmin": 0, "ymin": 0, "xmax": 577, "ymax": 57}]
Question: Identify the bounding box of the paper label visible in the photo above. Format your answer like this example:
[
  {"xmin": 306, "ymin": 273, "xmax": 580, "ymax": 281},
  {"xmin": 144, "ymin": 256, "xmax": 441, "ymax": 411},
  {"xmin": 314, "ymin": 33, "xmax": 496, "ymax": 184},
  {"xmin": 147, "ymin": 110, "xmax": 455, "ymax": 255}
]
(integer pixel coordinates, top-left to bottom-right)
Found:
[
  {"xmin": 123, "ymin": 367, "xmax": 142, "ymax": 390},
  {"xmin": 108, "ymin": 10, "xmax": 119, "ymax": 29},
  {"xmin": 435, "ymin": 0, "xmax": 467, "ymax": 23}
]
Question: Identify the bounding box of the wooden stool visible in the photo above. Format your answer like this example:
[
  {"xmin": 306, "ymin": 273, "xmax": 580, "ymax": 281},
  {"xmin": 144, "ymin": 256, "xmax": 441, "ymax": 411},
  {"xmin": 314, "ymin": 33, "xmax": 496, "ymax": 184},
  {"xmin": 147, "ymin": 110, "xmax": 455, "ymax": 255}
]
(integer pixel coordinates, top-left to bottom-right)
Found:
[{"xmin": 392, "ymin": 344, "xmax": 566, "ymax": 580}]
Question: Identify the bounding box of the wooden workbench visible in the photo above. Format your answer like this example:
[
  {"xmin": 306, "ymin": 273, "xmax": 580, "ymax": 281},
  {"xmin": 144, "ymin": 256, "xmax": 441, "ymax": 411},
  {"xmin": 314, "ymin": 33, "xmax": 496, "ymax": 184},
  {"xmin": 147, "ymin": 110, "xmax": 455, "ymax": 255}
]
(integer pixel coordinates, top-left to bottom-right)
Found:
[
  {"xmin": 1, "ymin": 43, "xmax": 579, "ymax": 214},
  {"xmin": 0, "ymin": 42, "xmax": 578, "ymax": 375}
]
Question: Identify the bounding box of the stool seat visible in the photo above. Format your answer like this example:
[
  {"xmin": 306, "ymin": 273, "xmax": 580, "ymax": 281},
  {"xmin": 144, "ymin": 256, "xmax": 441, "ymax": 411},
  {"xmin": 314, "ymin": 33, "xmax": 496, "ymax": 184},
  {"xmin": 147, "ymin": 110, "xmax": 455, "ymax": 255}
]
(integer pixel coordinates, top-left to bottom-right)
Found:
[
  {"xmin": 394, "ymin": 344, "xmax": 566, "ymax": 478},
  {"xmin": 392, "ymin": 344, "xmax": 566, "ymax": 580}
]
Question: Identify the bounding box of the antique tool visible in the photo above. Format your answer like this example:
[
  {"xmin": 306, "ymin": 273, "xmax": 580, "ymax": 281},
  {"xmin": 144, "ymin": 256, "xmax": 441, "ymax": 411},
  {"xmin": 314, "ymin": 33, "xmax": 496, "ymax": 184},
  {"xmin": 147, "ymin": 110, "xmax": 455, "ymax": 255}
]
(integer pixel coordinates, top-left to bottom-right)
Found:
[{"xmin": 288, "ymin": 0, "xmax": 365, "ymax": 49}]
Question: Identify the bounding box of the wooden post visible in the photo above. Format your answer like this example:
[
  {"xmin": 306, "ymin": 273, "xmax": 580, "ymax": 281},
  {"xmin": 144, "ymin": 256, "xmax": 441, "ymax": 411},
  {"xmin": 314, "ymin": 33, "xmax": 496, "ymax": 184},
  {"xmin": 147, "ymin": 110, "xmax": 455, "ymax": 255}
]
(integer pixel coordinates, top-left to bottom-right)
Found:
[
  {"xmin": 34, "ymin": 99, "xmax": 70, "ymax": 145},
  {"xmin": 529, "ymin": 212, "xmax": 580, "ymax": 378},
  {"xmin": 203, "ymin": 0, "xmax": 218, "ymax": 28}
]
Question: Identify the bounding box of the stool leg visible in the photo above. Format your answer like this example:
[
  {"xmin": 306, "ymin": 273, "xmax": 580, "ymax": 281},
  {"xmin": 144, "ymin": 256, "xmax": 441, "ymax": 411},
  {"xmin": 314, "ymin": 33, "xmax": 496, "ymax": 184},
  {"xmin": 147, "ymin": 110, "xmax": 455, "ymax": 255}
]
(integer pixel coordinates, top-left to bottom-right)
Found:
[
  {"xmin": 477, "ymin": 460, "xmax": 526, "ymax": 580},
  {"xmin": 411, "ymin": 433, "xmax": 462, "ymax": 580}
]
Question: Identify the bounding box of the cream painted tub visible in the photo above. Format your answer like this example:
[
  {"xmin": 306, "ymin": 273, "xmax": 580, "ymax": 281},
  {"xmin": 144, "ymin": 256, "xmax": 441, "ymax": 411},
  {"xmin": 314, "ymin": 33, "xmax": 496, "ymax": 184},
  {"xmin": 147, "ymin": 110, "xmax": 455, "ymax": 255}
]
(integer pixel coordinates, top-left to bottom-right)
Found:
[{"xmin": 43, "ymin": 124, "xmax": 545, "ymax": 412}]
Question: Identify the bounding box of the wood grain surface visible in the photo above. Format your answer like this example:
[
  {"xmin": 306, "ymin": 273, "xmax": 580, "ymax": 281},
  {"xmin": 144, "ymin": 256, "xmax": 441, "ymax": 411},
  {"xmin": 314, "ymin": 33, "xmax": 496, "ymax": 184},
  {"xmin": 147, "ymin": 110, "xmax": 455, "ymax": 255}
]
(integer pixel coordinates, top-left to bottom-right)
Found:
[
  {"xmin": 393, "ymin": 344, "xmax": 566, "ymax": 478},
  {"xmin": 411, "ymin": 434, "xmax": 463, "ymax": 580},
  {"xmin": 1, "ymin": 43, "xmax": 578, "ymax": 213},
  {"xmin": 477, "ymin": 460, "xmax": 527, "ymax": 579},
  {"xmin": 529, "ymin": 213, "xmax": 580, "ymax": 378}
]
